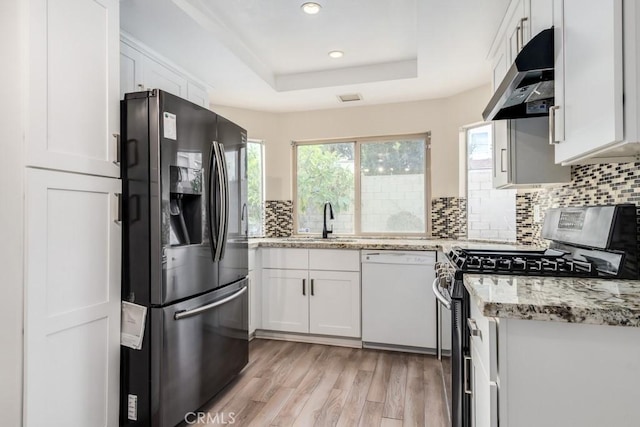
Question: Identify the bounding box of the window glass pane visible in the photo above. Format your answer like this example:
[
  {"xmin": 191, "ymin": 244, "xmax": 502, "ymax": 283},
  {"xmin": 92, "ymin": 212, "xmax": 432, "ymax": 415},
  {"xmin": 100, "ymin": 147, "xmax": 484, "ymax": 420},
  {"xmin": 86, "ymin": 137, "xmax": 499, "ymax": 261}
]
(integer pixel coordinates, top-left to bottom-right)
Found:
[
  {"xmin": 247, "ymin": 141, "xmax": 264, "ymax": 237},
  {"xmin": 360, "ymin": 139, "xmax": 426, "ymax": 233},
  {"xmin": 296, "ymin": 143, "xmax": 355, "ymax": 234},
  {"xmin": 466, "ymin": 125, "xmax": 516, "ymax": 242}
]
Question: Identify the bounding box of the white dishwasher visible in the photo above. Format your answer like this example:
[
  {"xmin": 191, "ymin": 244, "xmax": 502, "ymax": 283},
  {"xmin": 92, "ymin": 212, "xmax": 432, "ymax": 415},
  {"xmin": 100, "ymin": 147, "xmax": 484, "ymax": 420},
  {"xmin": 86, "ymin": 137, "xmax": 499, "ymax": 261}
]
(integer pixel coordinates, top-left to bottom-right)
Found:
[{"xmin": 362, "ymin": 250, "xmax": 442, "ymax": 351}]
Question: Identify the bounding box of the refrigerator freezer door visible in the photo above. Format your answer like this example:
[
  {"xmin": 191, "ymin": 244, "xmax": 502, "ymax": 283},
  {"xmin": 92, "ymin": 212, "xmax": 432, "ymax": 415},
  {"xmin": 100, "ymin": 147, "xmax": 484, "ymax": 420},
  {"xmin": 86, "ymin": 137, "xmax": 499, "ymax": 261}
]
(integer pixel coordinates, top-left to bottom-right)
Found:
[{"xmin": 153, "ymin": 279, "xmax": 249, "ymax": 427}]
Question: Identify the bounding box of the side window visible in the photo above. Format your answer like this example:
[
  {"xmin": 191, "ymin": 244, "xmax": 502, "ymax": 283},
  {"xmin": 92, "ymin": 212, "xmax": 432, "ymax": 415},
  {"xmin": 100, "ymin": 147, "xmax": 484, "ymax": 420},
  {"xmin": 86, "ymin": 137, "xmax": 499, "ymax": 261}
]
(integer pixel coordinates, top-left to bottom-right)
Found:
[
  {"xmin": 247, "ymin": 140, "xmax": 264, "ymax": 237},
  {"xmin": 466, "ymin": 125, "xmax": 516, "ymax": 242}
]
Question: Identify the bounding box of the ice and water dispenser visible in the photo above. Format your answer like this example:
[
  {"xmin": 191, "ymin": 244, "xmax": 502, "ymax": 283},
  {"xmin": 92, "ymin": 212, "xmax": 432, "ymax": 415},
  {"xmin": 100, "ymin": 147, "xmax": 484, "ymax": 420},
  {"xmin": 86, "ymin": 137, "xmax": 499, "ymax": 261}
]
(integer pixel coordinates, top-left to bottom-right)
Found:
[{"xmin": 169, "ymin": 153, "xmax": 203, "ymax": 246}]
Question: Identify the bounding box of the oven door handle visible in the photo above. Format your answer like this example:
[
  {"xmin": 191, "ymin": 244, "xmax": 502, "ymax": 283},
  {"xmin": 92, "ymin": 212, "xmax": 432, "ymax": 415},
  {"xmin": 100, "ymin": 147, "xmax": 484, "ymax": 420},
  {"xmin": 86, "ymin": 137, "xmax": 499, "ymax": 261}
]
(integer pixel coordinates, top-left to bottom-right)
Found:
[
  {"xmin": 174, "ymin": 286, "xmax": 247, "ymax": 320},
  {"xmin": 432, "ymin": 277, "xmax": 451, "ymax": 310}
]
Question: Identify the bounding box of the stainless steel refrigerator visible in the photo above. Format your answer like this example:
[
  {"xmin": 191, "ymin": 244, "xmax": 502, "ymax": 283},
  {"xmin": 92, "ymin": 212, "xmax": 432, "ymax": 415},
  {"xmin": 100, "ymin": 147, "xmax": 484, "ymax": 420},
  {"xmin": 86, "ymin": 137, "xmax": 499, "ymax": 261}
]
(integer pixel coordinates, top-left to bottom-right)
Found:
[{"xmin": 120, "ymin": 90, "xmax": 249, "ymax": 427}]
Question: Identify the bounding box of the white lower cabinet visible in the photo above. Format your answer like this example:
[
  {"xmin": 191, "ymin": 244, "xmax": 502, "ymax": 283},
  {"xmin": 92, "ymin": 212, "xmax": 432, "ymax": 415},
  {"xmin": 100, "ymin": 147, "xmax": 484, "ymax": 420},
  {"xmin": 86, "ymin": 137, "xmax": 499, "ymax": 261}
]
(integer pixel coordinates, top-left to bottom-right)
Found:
[
  {"xmin": 248, "ymin": 248, "xmax": 260, "ymax": 336},
  {"xmin": 260, "ymin": 248, "xmax": 361, "ymax": 338},
  {"xmin": 468, "ymin": 293, "xmax": 640, "ymax": 427},
  {"xmin": 261, "ymin": 268, "xmax": 309, "ymax": 334},
  {"xmin": 470, "ymin": 340, "xmax": 498, "ymax": 427},
  {"xmin": 308, "ymin": 270, "xmax": 360, "ymax": 337},
  {"xmin": 24, "ymin": 169, "xmax": 121, "ymax": 427}
]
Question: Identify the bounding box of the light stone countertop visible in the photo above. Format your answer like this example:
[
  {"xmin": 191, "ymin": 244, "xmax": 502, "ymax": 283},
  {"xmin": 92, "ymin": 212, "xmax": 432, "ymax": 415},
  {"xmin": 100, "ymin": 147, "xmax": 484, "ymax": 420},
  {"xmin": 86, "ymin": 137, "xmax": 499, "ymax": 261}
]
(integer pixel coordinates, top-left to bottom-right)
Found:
[
  {"xmin": 250, "ymin": 237, "xmax": 640, "ymax": 327},
  {"xmin": 464, "ymin": 274, "xmax": 640, "ymax": 327},
  {"xmin": 249, "ymin": 236, "xmax": 521, "ymax": 252}
]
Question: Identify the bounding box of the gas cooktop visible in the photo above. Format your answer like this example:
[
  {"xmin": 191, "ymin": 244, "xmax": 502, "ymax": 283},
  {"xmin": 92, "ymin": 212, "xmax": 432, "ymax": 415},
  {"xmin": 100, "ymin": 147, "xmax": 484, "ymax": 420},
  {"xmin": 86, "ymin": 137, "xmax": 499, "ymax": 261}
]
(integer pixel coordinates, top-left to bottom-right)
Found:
[{"xmin": 446, "ymin": 204, "xmax": 639, "ymax": 280}]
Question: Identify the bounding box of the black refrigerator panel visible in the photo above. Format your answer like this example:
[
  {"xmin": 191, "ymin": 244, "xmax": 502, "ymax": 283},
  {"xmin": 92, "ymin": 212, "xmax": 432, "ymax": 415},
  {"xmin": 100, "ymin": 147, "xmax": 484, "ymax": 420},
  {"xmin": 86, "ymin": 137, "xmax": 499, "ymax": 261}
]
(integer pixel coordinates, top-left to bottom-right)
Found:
[
  {"xmin": 159, "ymin": 91, "xmax": 221, "ymax": 304},
  {"xmin": 120, "ymin": 279, "xmax": 249, "ymax": 427},
  {"xmin": 153, "ymin": 279, "xmax": 248, "ymax": 427},
  {"xmin": 122, "ymin": 90, "xmax": 223, "ymax": 306},
  {"xmin": 217, "ymin": 115, "xmax": 249, "ymax": 287}
]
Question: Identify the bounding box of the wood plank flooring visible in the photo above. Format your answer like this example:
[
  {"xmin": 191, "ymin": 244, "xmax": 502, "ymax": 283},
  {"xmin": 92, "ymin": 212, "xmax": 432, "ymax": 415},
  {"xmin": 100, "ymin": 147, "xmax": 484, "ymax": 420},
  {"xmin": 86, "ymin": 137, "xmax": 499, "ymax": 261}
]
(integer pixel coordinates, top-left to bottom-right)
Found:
[{"xmin": 191, "ymin": 339, "xmax": 451, "ymax": 427}]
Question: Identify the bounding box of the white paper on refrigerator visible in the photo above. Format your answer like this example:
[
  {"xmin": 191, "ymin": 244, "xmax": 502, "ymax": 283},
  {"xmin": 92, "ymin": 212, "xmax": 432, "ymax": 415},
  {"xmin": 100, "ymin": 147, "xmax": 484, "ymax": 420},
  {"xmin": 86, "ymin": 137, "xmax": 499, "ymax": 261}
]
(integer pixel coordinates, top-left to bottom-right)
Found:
[{"xmin": 121, "ymin": 302, "xmax": 147, "ymax": 350}]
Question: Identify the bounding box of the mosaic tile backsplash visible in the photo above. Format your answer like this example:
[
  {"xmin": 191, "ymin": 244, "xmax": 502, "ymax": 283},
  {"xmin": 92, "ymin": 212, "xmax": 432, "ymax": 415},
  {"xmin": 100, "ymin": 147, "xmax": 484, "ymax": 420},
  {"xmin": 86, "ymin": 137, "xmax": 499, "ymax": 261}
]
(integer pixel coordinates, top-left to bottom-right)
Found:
[
  {"xmin": 517, "ymin": 162, "xmax": 640, "ymax": 246},
  {"xmin": 264, "ymin": 200, "xmax": 293, "ymax": 237},
  {"xmin": 263, "ymin": 197, "xmax": 468, "ymax": 238},
  {"xmin": 431, "ymin": 197, "xmax": 468, "ymax": 239}
]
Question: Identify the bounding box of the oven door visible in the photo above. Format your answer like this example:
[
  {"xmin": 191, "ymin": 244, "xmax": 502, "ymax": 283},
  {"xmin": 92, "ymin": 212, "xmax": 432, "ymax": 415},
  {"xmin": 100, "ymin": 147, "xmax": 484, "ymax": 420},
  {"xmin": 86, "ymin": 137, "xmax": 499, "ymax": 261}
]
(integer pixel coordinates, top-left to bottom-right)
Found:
[
  {"xmin": 451, "ymin": 281, "xmax": 471, "ymax": 427},
  {"xmin": 152, "ymin": 279, "xmax": 249, "ymax": 427}
]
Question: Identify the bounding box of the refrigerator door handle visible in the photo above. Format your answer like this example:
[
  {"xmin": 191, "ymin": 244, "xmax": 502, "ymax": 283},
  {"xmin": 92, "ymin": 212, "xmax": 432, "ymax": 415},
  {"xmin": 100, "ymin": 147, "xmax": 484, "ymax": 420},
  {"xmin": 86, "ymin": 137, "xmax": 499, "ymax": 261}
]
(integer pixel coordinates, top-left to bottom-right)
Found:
[
  {"xmin": 174, "ymin": 286, "xmax": 248, "ymax": 320},
  {"xmin": 207, "ymin": 141, "xmax": 220, "ymax": 262},
  {"xmin": 217, "ymin": 142, "xmax": 229, "ymax": 261},
  {"xmin": 209, "ymin": 141, "xmax": 226, "ymax": 262}
]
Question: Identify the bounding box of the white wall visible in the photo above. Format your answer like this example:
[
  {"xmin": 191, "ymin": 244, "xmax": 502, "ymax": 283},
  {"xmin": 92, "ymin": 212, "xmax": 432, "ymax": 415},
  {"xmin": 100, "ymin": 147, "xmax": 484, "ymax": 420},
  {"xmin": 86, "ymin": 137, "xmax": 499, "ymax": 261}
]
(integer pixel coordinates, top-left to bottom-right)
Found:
[
  {"xmin": 213, "ymin": 84, "xmax": 491, "ymax": 200},
  {"xmin": 0, "ymin": 0, "xmax": 24, "ymax": 424}
]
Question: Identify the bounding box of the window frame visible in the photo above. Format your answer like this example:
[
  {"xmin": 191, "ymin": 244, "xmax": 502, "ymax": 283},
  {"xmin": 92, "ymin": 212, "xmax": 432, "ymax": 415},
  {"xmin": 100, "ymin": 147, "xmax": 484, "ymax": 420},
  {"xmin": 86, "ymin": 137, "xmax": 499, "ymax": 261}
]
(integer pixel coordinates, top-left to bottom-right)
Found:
[
  {"xmin": 247, "ymin": 139, "xmax": 265, "ymax": 237},
  {"xmin": 292, "ymin": 132, "xmax": 432, "ymax": 237}
]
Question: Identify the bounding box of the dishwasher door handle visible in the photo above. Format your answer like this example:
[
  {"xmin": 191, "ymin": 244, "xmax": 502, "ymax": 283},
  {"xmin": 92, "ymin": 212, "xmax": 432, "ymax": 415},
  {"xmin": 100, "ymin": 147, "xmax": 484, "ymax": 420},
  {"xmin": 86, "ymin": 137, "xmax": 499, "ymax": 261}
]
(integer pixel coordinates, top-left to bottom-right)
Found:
[{"xmin": 432, "ymin": 277, "xmax": 451, "ymax": 310}]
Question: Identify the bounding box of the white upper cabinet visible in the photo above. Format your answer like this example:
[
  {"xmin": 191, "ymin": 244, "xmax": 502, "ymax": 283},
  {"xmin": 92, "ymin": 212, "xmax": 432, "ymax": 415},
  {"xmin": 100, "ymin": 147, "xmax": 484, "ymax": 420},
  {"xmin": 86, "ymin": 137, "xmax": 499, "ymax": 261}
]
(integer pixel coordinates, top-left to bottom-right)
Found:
[
  {"xmin": 552, "ymin": 0, "xmax": 640, "ymax": 164},
  {"xmin": 119, "ymin": 36, "xmax": 210, "ymax": 108},
  {"xmin": 489, "ymin": 0, "xmax": 553, "ymax": 84},
  {"xmin": 488, "ymin": 0, "xmax": 568, "ymax": 189},
  {"xmin": 141, "ymin": 55, "xmax": 188, "ymax": 99},
  {"xmin": 493, "ymin": 118, "xmax": 570, "ymax": 189},
  {"xmin": 187, "ymin": 82, "xmax": 209, "ymax": 109},
  {"xmin": 120, "ymin": 42, "xmax": 144, "ymax": 96},
  {"xmin": 27, "ymin": 0, "xmax": 120, "ymax": 178}
]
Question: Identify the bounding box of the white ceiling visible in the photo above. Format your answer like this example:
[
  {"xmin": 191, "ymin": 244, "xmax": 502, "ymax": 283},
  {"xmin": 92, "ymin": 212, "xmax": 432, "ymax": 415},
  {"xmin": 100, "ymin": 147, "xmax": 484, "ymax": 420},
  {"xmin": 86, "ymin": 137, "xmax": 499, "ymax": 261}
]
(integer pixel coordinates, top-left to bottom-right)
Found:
[{"xmin": 120, "ymin": 0, "xmax": 510, "ymax": 112}]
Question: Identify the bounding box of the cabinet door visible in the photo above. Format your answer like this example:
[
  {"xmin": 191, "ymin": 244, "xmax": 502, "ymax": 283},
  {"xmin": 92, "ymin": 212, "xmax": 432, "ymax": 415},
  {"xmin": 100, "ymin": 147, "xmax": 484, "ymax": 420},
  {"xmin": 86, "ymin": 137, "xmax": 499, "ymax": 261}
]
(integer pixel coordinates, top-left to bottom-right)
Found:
[
  {"xmin": 553, "ymin": 0, "xmax": 623, "ymax": 163},
  {"xmin": 120, "ymin": 42, "xmax": 144, "ymax": 98},
  {"xmin": 24, "ymin": 169, "xmax": 121, "ymax": 427},
  {"xmin": 491, "ymin": 38, "xmax": 508, "ymax": 92},
  {"xmin": 492, "ymin": 121, "xmax": 510, "ymax": 189},
  {"xmin": 142, "ymin": 55, "xmax": 188, "ymax": 99},
  {"xmin": 505, "ymin": 0, "xmax": 526, "ymax": 64},
  {"xmin": 309, "ymin": 271, "xmax": 360, "ymax": 338},
  {"xmin": 187, "ymin": 82, "xmax": 209, "ymax": 108},
  {"xmin": 261, "ymin": 269, "xmax": 309, "ymax": 333},
  {"xmin": 248, "ymin": 270, "xmax": 257, "ymax": 335},
  {"xmin": 471, "ymin": 341, "xmax": 499, "ymax": 427},
  {"xmin": 27, "ymin": 0, "xmax": 120, "ymax": 178}
]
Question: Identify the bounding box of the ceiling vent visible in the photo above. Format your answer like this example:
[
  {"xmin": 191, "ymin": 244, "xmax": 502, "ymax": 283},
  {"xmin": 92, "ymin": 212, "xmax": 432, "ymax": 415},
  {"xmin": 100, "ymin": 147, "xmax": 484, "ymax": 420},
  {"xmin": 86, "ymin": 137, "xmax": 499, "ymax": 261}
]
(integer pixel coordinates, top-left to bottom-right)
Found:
[{"xmin": 337, "ymin": 93, "xmax": 362, "ymax": 103}]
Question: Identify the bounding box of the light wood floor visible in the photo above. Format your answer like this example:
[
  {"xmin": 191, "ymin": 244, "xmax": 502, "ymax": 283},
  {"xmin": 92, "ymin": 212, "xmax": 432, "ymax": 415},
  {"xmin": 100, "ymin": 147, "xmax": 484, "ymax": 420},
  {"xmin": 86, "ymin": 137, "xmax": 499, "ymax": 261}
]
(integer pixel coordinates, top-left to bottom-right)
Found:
[{"xmin": 194, "ymin": 339, "xmax": 451, "ymax": 427}]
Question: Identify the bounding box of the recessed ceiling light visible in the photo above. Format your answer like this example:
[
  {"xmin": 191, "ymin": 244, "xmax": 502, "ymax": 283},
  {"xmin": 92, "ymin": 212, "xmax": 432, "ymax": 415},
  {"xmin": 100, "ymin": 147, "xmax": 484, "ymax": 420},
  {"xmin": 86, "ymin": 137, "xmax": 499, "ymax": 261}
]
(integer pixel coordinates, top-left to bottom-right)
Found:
[
  {"xmin": 328, "ymin": 50, "xmax": 344, "ymax": 59},
  {"xmin": 301, "ymin": 2, "xmax": 322, "ymax": 14}
]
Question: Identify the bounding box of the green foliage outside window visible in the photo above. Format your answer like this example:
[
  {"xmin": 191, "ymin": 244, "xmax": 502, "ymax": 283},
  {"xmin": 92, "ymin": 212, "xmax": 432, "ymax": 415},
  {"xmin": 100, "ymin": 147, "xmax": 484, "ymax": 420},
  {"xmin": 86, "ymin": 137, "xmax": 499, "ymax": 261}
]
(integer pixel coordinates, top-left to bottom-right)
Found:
[
  {"xmin": 247, "ymin": 142, "xmax": 263, "ymax": 236},
  {"xmin": 296, "ymin": 143, "xmax": 354, "ymax": 230}
]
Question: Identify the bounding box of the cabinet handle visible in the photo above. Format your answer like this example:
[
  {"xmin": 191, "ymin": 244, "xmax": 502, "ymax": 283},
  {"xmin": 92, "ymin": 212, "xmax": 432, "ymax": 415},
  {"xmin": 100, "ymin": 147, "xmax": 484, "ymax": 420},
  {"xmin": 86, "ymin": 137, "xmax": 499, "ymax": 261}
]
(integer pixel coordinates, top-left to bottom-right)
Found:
[
  {"xmin": 302, "ymin": 279, "xmax": 306, "ymax": 296},
  {"xmin": 112, "ymin": 133, "xmax": 121, "ymax": 166},
  {"xmin": 549, "ymin": 105, "xmax": 560, "ymax": 144},
  {"xmin": 464, "ymin": 355, "xmax": 473, "ymax": 395},
  {"xmin": 113, "ymin": 193, "xmax": 122, "ymax": 224},
  {"xmin": 468, "ymin": 318, "xmax": 482, "ymax": 340},
  {"xmin": 500, "ymin": 149, "xmax": 507, "ymax": 173},
  {"xmin": 517, "ymin": 17, "xmax": 528, "ymax": 52},
  {"xmin": 310, "ymin": 279, "xmax": 315, "ymax": 296}
]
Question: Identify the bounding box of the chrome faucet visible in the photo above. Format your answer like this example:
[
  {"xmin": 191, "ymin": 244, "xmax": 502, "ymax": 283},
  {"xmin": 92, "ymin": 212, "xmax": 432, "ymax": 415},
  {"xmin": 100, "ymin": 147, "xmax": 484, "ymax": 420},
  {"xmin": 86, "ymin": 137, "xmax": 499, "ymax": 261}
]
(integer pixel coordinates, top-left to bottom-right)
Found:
[{"xmin": 322, "ymin": 202, "xmax": 334, "ymax": 238}]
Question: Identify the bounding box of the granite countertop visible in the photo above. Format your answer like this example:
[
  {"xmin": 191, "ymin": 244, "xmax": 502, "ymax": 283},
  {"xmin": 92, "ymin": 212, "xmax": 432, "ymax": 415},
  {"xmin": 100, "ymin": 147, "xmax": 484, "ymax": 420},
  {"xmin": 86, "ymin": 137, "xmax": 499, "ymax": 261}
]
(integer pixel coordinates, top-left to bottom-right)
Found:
[
  {"xmin": 464, "ymin": 274, "xmax": 640, "ymax": 327},
  {"xmin": 250, "ymin": 237, "xmax": 522, "ymax": 252}
]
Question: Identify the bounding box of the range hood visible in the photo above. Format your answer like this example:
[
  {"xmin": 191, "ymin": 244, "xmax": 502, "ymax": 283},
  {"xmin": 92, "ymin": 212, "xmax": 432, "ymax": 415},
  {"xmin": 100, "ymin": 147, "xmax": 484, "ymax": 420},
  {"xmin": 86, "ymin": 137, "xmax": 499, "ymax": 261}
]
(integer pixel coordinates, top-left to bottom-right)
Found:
[{"xmin": 483, "ymin": 28, "xmax": 554, "ymax": 121}]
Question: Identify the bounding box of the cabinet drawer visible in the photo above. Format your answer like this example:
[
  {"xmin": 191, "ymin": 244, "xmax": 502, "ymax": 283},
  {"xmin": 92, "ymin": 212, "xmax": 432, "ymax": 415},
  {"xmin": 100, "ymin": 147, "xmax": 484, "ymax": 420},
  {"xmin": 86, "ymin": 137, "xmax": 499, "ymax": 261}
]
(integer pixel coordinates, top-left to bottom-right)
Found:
[
  {"xmin": 469, "ymin": 298, "xmax": 498, "ymax": 381},
  {"xmin": 309, "ymin": 249, "xmax": 360, "ymax": 271},
  {"xmin": 262, "ymin": 248, "xmax": 308, "ymax": 270}
]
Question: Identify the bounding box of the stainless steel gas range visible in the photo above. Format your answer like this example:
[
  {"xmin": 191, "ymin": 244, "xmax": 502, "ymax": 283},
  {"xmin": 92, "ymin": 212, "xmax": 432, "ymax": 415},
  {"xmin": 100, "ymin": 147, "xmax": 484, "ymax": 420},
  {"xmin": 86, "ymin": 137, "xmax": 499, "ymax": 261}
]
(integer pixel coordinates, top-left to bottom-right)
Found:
[{"xmin": 433, "ymin": 204, "xmax": 640, "ymax": 427}]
